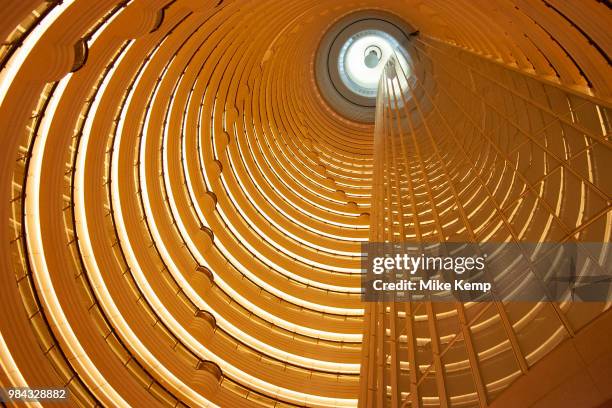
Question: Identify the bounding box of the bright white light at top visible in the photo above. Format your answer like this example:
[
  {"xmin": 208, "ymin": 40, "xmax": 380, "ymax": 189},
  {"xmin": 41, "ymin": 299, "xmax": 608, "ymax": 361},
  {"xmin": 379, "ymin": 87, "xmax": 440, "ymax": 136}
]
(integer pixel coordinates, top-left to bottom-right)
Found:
[
  {"xmin": 344, "ymin": 34, "xmax": 392, "ymax": 87},
  {"xmin": 338, "ymin": 30, "xmax": 403, "ymax": 97}
]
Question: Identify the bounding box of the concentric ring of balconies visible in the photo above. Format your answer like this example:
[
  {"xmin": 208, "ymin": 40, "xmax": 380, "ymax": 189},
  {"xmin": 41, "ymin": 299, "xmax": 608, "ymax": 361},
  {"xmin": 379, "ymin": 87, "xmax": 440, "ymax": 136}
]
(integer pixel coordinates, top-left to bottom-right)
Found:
[
  {"xmin": 1, "ymin": 1, "xmax": 610, "ymax": 408},
  {"xmin": 3, "ymin": 1, "xmax": 381, "ymax": 407}
]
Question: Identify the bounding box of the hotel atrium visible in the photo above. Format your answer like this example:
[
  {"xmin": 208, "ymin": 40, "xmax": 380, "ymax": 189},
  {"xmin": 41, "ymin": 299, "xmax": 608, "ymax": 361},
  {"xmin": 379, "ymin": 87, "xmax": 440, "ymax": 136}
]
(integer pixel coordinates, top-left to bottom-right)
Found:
[{"xmin": 0, "ymin": 1, "xmax": 611, "ymax": 407}]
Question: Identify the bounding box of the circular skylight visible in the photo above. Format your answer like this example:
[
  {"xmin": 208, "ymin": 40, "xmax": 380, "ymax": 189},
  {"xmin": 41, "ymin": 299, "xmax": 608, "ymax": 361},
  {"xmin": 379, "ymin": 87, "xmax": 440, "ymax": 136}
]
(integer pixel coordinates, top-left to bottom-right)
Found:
[
  {"xmin": 338, "ymin": 30, "xmax": 401, "ymax": 97},
  {"xmin": 314, "ymin": 12, "xmax": 418, "ymax": 121}
]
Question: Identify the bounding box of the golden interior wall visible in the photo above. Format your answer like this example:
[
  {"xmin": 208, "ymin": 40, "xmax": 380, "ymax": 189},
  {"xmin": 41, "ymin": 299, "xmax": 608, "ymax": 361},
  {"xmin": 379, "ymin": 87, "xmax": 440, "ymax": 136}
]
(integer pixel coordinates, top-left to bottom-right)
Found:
[{"xmin": 0, "ymin": 1, "xmax": 610, "ymax": 407}]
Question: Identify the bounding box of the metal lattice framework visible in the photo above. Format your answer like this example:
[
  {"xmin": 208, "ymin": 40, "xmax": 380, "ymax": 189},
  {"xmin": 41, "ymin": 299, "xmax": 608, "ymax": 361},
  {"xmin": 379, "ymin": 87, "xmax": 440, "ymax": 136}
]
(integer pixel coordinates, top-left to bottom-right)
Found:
[{"xmin": 360, "ymin": 38, "xmax": 611, "ymax": 407}]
